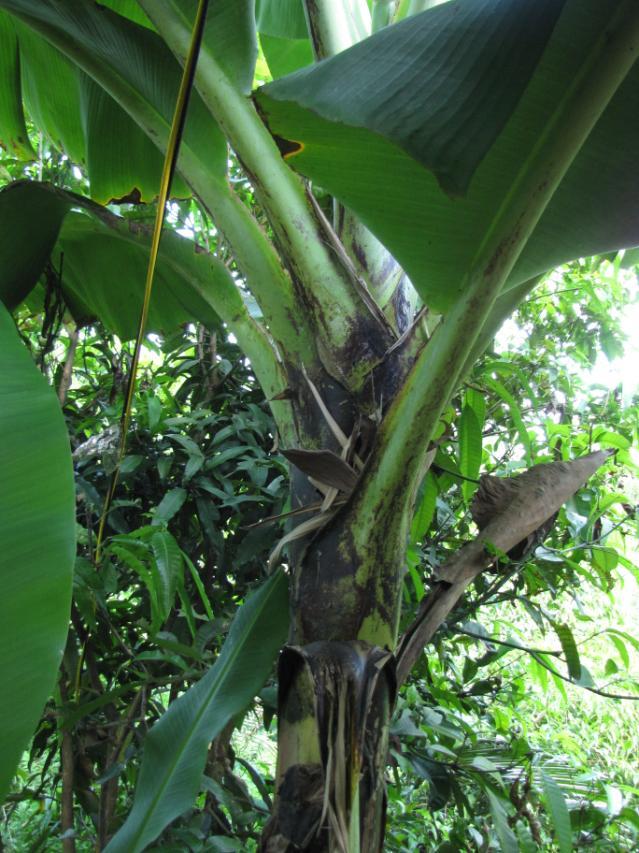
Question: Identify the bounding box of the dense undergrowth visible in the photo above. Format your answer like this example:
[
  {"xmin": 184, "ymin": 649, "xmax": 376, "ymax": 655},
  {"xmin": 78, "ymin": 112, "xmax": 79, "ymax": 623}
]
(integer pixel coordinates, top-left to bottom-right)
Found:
[{"xmin": 2, "ymin": 146, "xmax": 639, "ymax": 851}]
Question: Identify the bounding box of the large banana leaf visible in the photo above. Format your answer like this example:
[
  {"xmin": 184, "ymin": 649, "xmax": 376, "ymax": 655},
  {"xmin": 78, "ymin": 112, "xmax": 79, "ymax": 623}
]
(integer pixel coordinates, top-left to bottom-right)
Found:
[
  {"xmin": 256, "ymin": 0, "xmax": 314, "ymax": 79},
  {"xmin": 0, "ymin": 181, "xmax": 245, "ymax": 339},
  {"xmin": 70, "ymin": 0, "xmax": 260, "ymax": 81},
  {"xmin": 256, "ymin": 0, "xmax": 308, "ymax": 38},
  {"xmin": 0, "ymin": 301, "xmax": 75, "ymax": 802},
  {"xmin": 0, "ymin": 181, "xmax": 68, "ymax": 310},
  {"xmin": 105, "ymin": 569, "xmax": 289, "ymax": 853},
  {"xmin": 14, "ymin": 20, "xmax": 86, "ymax": 166},
  {"xmin": 256, "ymin": 0, "xmax": 639, "ymax": 311},
  {"xmin": 97, "ymin": 0, "xmax": 155, "ymax": 30},
  {"xmin": 0, "ymin": 0, "xmax": 225, "ymax": 201},
  {"xmin": 163, "ymin": 0, "xmax": 258, "ymax": 94},
  {"xmin": 0, "ymin": 10, "xmax": 34, "ymax": 158}
]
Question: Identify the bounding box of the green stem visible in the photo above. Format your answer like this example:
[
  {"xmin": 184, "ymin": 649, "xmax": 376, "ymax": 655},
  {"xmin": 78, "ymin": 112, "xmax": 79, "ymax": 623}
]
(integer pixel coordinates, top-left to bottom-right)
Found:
[
  {"xmin": 371, "ymin": 0, "xmax": 394, "ymax": 33},
  {"xmin": 352, "ymin": 0, "xmax": 639, "ymax": 553},
  {"xmin": 140, "ymin": 0, "xmax": 394, "ymax": 389},
  {"xmin": 302, "ymin": 0, "xmax": 417, "ymax": 327},
  {"xmin": 302, "ymin": 0, "xmax": 370, "ymax": 58}
]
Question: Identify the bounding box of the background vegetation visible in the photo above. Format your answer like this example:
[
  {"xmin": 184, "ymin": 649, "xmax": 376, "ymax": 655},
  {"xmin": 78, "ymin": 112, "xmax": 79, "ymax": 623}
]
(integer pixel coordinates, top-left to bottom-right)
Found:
[
  {"xmin": 2, "ymin": 2, "xmax": 639, "ymax": 849},
  {"xmin": 2, "ymin": 138, "xmax": 638, "ymax": 851}
]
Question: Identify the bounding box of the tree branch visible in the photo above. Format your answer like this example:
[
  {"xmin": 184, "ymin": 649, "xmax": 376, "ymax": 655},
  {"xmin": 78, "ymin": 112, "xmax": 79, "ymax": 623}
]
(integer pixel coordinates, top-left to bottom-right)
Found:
[
  {"xmin": 57, "ymin": 324, "xmax": 79, "ymax": 405},
  {"xmin": 527, "ymin": 649, "xmax": 639, "ymax": 701},
  {"xmin": 454, "ymin": 626, "xmax": 562, "ymax": 659},
  {"xmin": 58, "ymin": 676, "xmax": 76, "ymax": 853}
]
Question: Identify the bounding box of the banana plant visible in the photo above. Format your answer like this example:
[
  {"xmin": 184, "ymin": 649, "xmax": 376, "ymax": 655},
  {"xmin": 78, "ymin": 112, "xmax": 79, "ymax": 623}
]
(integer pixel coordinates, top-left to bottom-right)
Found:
[{"xmin": 1, "ymin": 0, "xmax": 638, "ymax": 849}]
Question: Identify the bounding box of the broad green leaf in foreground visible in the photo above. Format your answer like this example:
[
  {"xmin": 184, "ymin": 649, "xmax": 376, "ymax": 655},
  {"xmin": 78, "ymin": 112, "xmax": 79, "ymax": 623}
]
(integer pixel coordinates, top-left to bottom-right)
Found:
[
  {"xmin": 256, "ymin": 0, "xmax": 308, "ymax": 41},
  {"xmin": 260, "ymin": 33, "xmax": 314, "ymax": 79},
  {"xmin": 105, "ymin": 569, "xmax": 289, "ymax": 853},
  {"xmin": 0, "ymin": 181, "xmax": 242, "ymax": 340},
  {"xmin": 97, "ymin": 0, "xmax": 155, "ymax": 31},
  {"xmin": 14, "ymin": 20, "xmax": 86, "ymax": 165},
  {"xmin": 256, "ymin": 0, "xmax": 639, "ymax": 311},
  {"xmin": 0, "ymin": 302, "xmax": 75, "ymax": 802},
  {"xmin": 0, "ymin": 180, "xmax": 284, "ymax": 401},
  {"xmin": 0, "ymin": 180, "xmax": 68, "ymax": 310},
  {"xmin": 263, "ymin": 0, "xmax": 565, "ymax": 195}
]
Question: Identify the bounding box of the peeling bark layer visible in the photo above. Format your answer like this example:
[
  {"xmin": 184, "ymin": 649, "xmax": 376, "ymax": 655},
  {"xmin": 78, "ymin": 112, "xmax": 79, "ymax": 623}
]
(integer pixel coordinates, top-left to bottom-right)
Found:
[{"xmin": 261, "ymin": 642, "xmax": 395, "ymax": 852}]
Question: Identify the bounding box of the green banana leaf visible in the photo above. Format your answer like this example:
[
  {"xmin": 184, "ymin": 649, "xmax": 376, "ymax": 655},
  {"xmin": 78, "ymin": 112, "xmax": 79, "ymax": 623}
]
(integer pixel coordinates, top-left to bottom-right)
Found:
[
  {"xmin": 256, "ymin": 0, "xmax": 308, "ymax": 40},
  {"xmin": 260, "ymin": 32, "xmax": 314, "ymax": 79},
  {"xmin": 159, "ymin": 0, "xmax": 258, "ymax": 94},
  {"xmin": 96, "ymin": 0, "xmax": 155, "ymax": 31},
  {"xmin": 0, "ymin": 180, "xmax": 246, "ymax": 340},
  {"xmin": 0, "ymin": 0, "xmax": 225, "ymax": 201},
  {"xmin": 256, "ymin": 0, "xmax": 315, "ymax": 78},
  {"xmin": 105, "ymin": 569, "xmax": 289, "ymax": 853},
  {"xmin": 14, "ymin": 20, "xmax": 86, "ymax": 165},
  {"xmin": 0, "ymin": 301, "xmax": 75, "ymax": 802},
  {"xmin": 256, "ymin": 0, "xmax": 639, "ymax": 311},
  {"xmin": 0, "ymin": 10, "xmax": 34, "ymax": 158}
]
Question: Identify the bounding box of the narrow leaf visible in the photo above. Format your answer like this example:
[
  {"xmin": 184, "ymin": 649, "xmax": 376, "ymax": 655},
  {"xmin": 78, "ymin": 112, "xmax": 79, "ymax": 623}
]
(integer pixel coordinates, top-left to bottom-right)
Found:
[
  {"xmin": 105, "ymin": 569, "xmax": 289, "ymax": 853},
  {"xmin": 410, "ymin": 470, "xmax": 438, "ymax": 543},
  {"xmin": 150, "ymin": 530, "xmax": 183, "ymax": 622},
  {"xmin": 484, "ymin": 376, "xmax": 532, "ymax": 465},
  {"xmin": 152, "ymin": 487, "xmax": 188, "ymax": 526},
  {"xmin": 608, "ymin": 632, "xmax": 630, "ymax": 669},
  {"xmin": 552, "ymin": 622, "xmax": 581, "ymax": 681},
  {"xmin": 465, "ymin": 387, "xmax": 486, "ymax": 426},
  {"xmin": 183, "ymin": 552, "xmax": 214, "ymax": 620},
  {"xmin": 486, "ymin": 790, "xmax": 518, "ymax": 853},
  {"xmin": 110, "ymin": 543, "xmax": 161, "ymax": 631},
  {"xmin": 541, "ymin": 770, "xmax": 573, "ymax": 853},
  {"xmin": 459, "ymin": 403, "xmax": 482, "ymax": 502}
]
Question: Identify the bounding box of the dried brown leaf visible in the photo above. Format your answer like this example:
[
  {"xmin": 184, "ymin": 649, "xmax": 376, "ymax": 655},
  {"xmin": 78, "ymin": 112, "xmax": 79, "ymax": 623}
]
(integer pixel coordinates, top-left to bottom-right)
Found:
[{"xmin": 283, "ymin": 448, "xmax": 359, "ymax": 493}]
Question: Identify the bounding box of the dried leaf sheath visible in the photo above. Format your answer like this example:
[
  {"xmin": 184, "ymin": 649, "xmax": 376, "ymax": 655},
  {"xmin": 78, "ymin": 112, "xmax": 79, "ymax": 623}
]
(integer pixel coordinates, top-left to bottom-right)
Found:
[{"xmin": 396, "ymin": 450, "xmax": 612, "ymax": 684}]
